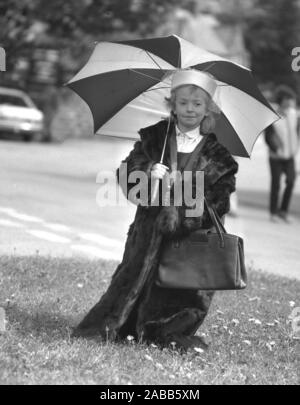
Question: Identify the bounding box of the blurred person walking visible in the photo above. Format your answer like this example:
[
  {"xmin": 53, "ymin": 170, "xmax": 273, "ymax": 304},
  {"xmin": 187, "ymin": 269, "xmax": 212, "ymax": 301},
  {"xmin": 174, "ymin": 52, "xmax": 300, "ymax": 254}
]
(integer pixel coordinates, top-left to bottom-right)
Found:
[{"xmin": 265, "ymin": 85, "xmax": 300, "ymax": 223}]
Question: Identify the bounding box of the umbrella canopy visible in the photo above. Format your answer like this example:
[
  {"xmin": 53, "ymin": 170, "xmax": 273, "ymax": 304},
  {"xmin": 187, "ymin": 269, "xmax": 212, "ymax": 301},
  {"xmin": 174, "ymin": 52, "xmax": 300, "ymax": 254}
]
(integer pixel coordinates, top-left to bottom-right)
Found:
[{"xmin": 67, "ymin": 35, "xmax": 279, "ymax": 158}]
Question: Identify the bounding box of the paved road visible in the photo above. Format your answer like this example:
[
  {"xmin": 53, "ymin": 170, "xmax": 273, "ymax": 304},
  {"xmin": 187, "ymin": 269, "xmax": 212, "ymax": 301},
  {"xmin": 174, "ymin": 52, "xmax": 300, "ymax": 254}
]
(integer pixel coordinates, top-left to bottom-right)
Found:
[{"xmin": 0, "ymin": 136, "xmax": 299, "ymax": 280}]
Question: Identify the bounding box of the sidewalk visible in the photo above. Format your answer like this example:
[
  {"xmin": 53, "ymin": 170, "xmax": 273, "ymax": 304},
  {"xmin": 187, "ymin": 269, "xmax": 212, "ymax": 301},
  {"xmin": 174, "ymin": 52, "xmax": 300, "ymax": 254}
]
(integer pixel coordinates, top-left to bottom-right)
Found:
[{"xmin": 225, "ymin": 202, "xmax": 300, "ymax": 281}]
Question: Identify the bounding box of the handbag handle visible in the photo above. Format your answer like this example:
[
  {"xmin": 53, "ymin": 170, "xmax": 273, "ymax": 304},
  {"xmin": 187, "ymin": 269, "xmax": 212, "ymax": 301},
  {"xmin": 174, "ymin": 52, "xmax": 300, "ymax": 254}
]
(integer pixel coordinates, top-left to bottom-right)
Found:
[
  {"xmin": 204, "ymin": 197, "xmax": 226, "ymax": 248},
  {"xmin": 204, "ymin": 197, "xmax": 227, "ymax": 233}
]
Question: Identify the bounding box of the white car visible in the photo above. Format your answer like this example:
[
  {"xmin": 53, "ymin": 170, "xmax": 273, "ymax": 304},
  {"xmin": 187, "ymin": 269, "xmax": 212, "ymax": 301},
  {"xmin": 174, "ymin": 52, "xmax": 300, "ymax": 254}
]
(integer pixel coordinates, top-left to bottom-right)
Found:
[{"xmin": 0, "ymin": 86, "xmax": 44, "ymax": 141}]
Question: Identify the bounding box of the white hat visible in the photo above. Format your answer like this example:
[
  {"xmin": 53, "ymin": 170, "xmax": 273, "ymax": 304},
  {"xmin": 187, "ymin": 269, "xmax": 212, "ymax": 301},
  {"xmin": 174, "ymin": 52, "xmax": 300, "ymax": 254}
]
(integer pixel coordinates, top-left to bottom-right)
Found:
[{"xmin": 171, "ymin": 69, "xmax": 217, "ymax": 98}]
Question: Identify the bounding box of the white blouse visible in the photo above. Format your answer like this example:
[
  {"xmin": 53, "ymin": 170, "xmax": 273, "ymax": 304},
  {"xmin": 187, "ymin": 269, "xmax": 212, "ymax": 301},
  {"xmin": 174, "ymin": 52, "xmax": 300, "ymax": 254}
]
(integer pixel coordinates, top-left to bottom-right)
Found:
[{"xmin": 175, "ymin": 125, "xmax": 204, "ymax": 152}]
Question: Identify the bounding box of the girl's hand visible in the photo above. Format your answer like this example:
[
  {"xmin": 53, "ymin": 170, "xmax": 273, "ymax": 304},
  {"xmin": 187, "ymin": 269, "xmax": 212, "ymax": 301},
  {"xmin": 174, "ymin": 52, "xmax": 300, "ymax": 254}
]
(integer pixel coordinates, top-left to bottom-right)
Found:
[{"xmin": 151, "ymin": 163, "xmax": 169, "ymax": 180}]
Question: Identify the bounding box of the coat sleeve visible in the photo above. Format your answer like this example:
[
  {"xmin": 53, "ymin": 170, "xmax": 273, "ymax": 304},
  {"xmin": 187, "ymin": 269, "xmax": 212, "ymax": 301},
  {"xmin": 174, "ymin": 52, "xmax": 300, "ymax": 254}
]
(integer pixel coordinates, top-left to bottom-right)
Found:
[
  {"xmin": 206, "ymin": 163, "xmax": 238, "ymax": 218},
  {"xmin": 203, "ymin": 156, "xmax": 238, "ymax": 225},
  {"xmin": 116, "ymin": 139, "xmax": 156, "ymax": 206}
]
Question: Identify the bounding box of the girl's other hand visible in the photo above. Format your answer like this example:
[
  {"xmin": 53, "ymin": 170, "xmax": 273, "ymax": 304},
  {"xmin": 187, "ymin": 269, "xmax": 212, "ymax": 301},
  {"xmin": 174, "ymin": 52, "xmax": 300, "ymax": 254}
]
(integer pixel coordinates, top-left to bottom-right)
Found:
[{"xmin": 151, "ymin": 163, "xmax": 169, "ymax": 179}]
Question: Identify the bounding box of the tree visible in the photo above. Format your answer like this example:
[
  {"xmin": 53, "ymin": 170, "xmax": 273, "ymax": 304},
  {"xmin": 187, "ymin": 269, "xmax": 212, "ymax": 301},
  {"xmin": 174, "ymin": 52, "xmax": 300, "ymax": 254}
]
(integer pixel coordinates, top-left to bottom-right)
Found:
[
  {"xmin": 0, "ymin": 0, "xmax": 39, "ymax": 71},
  {"xmin": 0, "ymin": 0, "xmax": 186, "ymax": 56},
  {"xmin": 243, "ymin": 0, "xmax": 300, "ymax": 95},
  {"xmin": 1, "ymin": 0, "xmax": 189, "ymax": 139},
  {"xmin": 1, "ymin": 0, "xmax": 191, "ymax": 85}
]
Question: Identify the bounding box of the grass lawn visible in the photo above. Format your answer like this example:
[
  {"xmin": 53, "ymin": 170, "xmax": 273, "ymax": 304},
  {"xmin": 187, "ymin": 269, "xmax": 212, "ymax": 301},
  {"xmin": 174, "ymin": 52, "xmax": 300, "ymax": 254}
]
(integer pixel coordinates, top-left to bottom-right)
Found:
[{"xmin": 0, "ymin": 255, "xmax": 299, "ymax": 385}]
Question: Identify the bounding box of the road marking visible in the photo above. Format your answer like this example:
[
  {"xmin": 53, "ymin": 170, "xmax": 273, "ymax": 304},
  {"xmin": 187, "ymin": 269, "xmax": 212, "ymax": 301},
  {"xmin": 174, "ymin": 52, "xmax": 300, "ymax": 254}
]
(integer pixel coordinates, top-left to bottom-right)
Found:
[
  {"xmin": 43, "ymin": 223, "xmax": 72, "ymax": 233},
  {"xmin": 79, "ymin": 232, "xmax": 123, "ymax": 248},
  {"xmin": 8, "ymin": 212, "xmax": 44, "ymax": 223},
  {"xmin": 71, "ymin": 244, "xmax": 120, "ymax": 260},
  {"xmin": 0, "ymin": 206, "xmax": 124, "ymax": 260},
  {"xmin": 26, "ymin": 230, "xmax": 71, "ymax": 244},
  {"xmin": 0, "ymin": 218, "xmax": 25, "ymax": 228},
  {"xmin": 0, "ymin": 207, "xmax": 17, "ymax": 215},
  {"xmin": 1, "ymin": 209, "xmax": 44, "ymax": 223}
]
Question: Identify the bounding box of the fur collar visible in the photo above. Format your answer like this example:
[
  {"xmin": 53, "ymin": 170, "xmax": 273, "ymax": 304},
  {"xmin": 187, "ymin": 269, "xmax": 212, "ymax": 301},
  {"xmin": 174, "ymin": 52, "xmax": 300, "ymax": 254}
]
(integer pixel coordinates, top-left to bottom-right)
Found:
[{"xmin": 139, "ymin": 119, "xmax": 237, "ymax": 183}]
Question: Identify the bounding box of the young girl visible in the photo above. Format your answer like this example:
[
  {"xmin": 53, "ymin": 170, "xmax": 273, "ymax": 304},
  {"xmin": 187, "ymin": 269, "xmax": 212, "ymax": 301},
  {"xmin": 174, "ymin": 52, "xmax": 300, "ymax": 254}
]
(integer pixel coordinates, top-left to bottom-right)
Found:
[{"xmin": 73, "ymin": 69, "xmax": 239, "ymax": 352}]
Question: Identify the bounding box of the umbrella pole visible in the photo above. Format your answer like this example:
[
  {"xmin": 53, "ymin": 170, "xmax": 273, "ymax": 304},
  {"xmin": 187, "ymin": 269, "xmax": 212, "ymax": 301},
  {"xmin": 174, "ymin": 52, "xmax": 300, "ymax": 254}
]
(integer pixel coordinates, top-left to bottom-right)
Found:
[{"xmin": 150, "ymin": 116, "xmax": 171, "ymax": 205}]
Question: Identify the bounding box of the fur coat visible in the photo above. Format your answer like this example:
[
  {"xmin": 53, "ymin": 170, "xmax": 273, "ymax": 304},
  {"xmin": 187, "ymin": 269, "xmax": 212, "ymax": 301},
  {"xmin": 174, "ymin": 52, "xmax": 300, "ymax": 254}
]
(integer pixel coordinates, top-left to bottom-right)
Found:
[{"xmin": 73, "ymin": 120, "xmax": 239, "ymax": 346}]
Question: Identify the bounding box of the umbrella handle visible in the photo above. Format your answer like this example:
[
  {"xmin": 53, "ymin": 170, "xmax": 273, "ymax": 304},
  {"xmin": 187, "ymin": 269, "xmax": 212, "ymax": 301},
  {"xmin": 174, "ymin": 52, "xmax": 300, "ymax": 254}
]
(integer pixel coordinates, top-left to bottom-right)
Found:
[
  {"xmin": 150, "ymin": 116, "xmax": 172, "ymax": 205},
  {"xmin": 151, "ymin": 178, "xmax": 160, "ymax": 205}
]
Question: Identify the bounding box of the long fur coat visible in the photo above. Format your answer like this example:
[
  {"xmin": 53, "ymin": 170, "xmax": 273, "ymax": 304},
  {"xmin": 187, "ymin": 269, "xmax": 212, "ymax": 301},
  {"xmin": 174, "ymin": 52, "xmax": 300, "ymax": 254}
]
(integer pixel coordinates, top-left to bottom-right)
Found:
[{"xmin": 73, "ymin": 120, "xmax": 239, "ymax": 348}]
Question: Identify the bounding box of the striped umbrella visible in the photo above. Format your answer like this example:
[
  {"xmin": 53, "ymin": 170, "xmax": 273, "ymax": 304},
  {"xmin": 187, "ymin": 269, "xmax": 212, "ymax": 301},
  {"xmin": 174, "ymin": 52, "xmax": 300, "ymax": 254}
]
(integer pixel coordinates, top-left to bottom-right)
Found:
[{"xmin": 67, "ymin": 34, "xmax": 279, "ymax": 158}]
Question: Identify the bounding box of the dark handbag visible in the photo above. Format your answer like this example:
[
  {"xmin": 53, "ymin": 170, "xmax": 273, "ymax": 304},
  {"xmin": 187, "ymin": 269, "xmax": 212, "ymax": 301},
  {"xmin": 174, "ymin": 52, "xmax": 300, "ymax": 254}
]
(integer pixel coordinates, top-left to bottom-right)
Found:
[{"xmin": 156, "ymin": 198, "xmax": 247, "ymax": 290}]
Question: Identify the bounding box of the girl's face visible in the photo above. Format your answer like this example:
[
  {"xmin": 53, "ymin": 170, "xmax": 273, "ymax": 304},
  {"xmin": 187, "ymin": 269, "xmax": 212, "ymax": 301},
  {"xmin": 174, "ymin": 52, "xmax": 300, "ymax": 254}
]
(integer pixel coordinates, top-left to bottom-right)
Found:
[{"xmin": 174, "ymin": 86, "xmax": 208, "ymax": 132}]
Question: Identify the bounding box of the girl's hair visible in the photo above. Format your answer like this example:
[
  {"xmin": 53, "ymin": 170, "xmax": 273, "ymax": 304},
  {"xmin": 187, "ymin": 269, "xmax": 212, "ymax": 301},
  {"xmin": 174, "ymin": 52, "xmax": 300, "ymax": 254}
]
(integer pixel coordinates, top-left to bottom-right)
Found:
[{"xmin": 165, "ymin": 79, "xmax": 221, "ymax": 134}]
